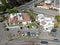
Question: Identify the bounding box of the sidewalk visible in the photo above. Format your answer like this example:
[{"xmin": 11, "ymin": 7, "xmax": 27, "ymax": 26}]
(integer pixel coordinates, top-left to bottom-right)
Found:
[{"xmin": 56, "ymin": 23, "xmax": 60, "ymax": 40}]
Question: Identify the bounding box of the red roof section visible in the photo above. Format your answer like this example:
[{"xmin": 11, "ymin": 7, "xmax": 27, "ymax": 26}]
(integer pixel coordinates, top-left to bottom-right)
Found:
[
  {"xmin": 9, "ymin": 13, "xmax": 31, "ymax": 23},
  {"xmin": 22, "ymin": 13, "xmax": 31, "ymax": 21}
]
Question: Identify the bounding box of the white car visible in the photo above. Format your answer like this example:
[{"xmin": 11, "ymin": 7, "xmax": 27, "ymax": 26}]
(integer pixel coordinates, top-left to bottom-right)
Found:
[{"xmin": 37, "ymin": 6, "xmax": 49, "ymax": 9}]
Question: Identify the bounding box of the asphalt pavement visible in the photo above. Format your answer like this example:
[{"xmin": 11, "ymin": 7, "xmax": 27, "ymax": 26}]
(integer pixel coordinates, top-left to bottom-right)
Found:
[
  {"xmin": 17, "ymin": 0, "xmax": 43, "ymax": 10},
  {"xmin": 0, "ymin": 22, "xmax": 60, "ymax": 45},
  {"xmin": 0, "ymin": 22, "xmax": 9, "ymax": 44},
  {"xmin": 4, "ymin": 37, "xmax": 60, "ymax": 45},
  {"xmin": 32, "ymin": 7, "xmax": 59, "ymax": 16},
  {"xmin": 17, "ymin": 0, "xmax": 59, "ymax": 16},
  {"xmin": 56, "ymin": 23, "xmax": 60, "ymax": 40},
  {"xmin": 0, "ymin": 0, "xmax": 60, "ymax": 45}
]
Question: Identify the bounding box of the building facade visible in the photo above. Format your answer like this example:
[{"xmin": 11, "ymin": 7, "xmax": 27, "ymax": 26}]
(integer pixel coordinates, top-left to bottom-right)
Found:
[{"xmin": 35, "ymin": 14, "xmax": 57, "ymax": 32}]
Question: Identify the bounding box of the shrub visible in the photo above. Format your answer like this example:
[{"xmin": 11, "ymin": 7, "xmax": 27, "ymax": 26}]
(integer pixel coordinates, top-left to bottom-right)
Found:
[
  {"xmin": 34, "ymin": 3, "xmax": 38, "ymax": 7},
  {"xmin": 6, "ymin": 7, "xmax": 18, "ymax": 14},
  {"xmin": 54, "ymin": 23, "xmax": 59, "ymax": 28},
  {"xmin": 55, "ymin": 16, "xmax": 60, "ymax": 22}
]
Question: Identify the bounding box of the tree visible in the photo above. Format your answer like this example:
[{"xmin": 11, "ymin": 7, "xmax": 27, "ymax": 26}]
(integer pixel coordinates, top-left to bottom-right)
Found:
[
  {"xmin": 16, "ymin": 0, "xmax": 23, "ymax": 4},
  {"xmin": 5, "ymin": 3, "xmax": 13, "ymax": 9},
  {"xmin": 13, "ymin": 7, "xmax": 18, "ymax": 13},
  {"xmin": 6, "ymin": 7, "xmax": 18, "ymax": 14},
  {"xmin": 1, "ymin": 0, "xmax": 6, "ymax": 4},
  {"xmin": 34, "ymin": 3, "xmax": 38, "ymax": 7},
  {"xmin": 7, "ymin": 0, "xmax": 17, "ymax": 6},
  {"xmin": 0, "ymin": 4, "xmax": 6, "ymax": 11}
]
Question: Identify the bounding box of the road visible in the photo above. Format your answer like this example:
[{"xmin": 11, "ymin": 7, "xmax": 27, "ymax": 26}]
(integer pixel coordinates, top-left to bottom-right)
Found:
[
  {"xmin": 17, "ymin": 0, "xmax": 59, "ymax": 16},
  {"xmin": 32, "ymin": 7, "xmax": 59, "ymax": 16},
  {"xmin": 0, "ymin": 0, "xmax": 60, "ymax": 45},
  {"xmin": 3, "ymin": 38, "xmax": 60, "ymax": 45},
  {"xmin": 56, "ymin": 23, "xmax": 60, "ymax": 40},
  {"xmin": 17, "ymin": 0, "xmax": 43, "ymax": 10},
  {"xmin": 0, "ymin": 23, "xmax": 60, "ymax": 45}
]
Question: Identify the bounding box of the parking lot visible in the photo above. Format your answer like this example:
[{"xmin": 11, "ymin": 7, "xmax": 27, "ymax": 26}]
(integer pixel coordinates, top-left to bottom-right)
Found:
[{"xmin": 0, "ymin": 22, "xmax": 9, "ymax": 44}]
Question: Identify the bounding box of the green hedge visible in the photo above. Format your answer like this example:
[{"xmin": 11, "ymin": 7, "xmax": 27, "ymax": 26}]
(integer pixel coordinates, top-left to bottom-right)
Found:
[
  {"xmin": 54, "ymin": 23, "xmax": 59, "ymax": 28},
  {"xmin": 55, "ymin": 16, "xmax": 60, "ymax": 21}
]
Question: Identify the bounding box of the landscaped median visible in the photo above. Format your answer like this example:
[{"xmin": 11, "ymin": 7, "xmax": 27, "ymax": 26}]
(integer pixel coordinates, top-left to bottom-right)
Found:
[{"xmin": 7, "ymin": 35, "xmax": 40, "ymax": 41}]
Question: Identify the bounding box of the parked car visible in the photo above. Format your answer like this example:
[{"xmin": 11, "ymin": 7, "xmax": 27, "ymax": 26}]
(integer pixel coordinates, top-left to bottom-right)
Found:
[
  {"xmin": 54, "ymin": 39, "xmax": 59, "ymax": 42},
  {"xmin": 27, "ymin": 32, "xmax": 30, "ymax": 36},
  {"xmin": 51, "ymin": 29, "xmax": 57, "ymax": 37},
  {"xmin": 41, "ymin": 41, "xmax": 48, "ymax": 44},
  {"xmin": 51, "ymin": 29, "xmax": 57, "ymax": 32}
]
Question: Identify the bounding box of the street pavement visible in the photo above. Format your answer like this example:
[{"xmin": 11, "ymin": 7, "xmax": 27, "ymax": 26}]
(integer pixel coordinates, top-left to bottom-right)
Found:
[
  {"xmin": 0, "ymin": 0, "xmax": 60, "ymax": 45},
  {"xmin": 0, "ymin": 22, "xmax": 9, "ymax": 44},
  {"xmin": 3, "ymin": 37, "xmax": 60, "ymax": 45},
  {"xmin": 0, "ymin": 22, "xmax": 60, "ymax": 45},
  {"xmin": 56, "ymin": 23, "xmax": 60, "ymax": 40},
  {"xmin": 17, "ymin": 0, "xmax": 43, "ymax": 10},
  {"xmin": 17, "ymin": 0, "xmax": 59, "ymax": 16},
  {"xmin": 40, "ymin": 31, "xmax": 54, "ymax": 40},
  {"xmin": 32, "ymin": 7, "xmax": 59, "ymax": 16},
  {"xmin": 5, "ymin": 25, "xmax": 60, "ymax": 45}
]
